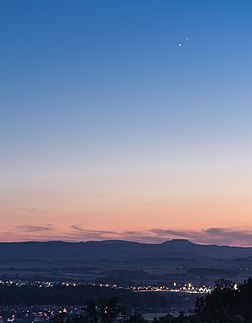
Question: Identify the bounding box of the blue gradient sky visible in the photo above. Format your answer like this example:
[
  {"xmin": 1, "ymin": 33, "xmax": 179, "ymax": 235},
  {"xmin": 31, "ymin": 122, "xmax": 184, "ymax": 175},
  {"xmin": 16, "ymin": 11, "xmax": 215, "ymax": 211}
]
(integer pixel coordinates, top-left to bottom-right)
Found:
[{"xmin": 1, "ymin": 1, "xmax": 252, "ymax": 245}]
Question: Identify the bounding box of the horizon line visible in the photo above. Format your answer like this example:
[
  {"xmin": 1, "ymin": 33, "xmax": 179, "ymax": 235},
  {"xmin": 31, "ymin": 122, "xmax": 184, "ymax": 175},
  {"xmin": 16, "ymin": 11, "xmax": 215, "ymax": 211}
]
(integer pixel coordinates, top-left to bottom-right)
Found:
[{"xmin": 0, "ymin": 238, "xmax": 249, "ymax": 248}]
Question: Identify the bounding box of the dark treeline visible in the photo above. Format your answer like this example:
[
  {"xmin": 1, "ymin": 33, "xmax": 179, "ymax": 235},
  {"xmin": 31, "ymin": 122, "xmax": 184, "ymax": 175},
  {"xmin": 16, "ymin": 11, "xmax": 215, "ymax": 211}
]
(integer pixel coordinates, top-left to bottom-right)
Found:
[
  {"xmin": 0, "ymin": 284, "xmax": 177, "ymax": 311},
  {"xmin": 154, "ymin": 278, "xmax": 252, "ymax": 322},
  {"xmin": 50, "ymin": 297, "xmax": 148, "ymax": 323}
]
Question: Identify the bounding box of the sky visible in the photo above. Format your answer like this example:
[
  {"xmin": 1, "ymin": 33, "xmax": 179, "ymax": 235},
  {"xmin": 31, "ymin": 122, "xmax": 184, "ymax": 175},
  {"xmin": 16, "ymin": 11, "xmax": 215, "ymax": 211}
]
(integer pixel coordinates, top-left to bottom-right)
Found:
[{"xmin": 1, "ymin": 0, "xmax": 252, "ymax": 246}]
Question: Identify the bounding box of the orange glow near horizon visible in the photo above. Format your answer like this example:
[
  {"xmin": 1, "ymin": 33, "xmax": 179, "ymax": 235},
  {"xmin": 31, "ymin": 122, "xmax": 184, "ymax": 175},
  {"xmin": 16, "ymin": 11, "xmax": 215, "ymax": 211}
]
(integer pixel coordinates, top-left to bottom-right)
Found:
[{"xmin": 1, "ymin": 188, "xmax": 252, "ymax": 246}]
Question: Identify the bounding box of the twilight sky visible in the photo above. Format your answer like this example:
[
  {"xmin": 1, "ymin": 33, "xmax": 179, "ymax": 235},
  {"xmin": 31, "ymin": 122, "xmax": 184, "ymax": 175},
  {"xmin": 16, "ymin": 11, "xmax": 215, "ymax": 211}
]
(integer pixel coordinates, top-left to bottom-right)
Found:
[{"xmin": 1, "ymin": 0, "xmax": 252, "ymax": 246}]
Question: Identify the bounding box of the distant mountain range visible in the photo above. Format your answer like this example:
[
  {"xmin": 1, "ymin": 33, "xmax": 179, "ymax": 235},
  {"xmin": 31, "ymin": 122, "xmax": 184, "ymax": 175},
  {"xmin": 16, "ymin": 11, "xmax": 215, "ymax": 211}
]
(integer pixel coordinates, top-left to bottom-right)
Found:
[{"xmin": 0, "ymin": 239, "xmax": 252, "ymax": 260}]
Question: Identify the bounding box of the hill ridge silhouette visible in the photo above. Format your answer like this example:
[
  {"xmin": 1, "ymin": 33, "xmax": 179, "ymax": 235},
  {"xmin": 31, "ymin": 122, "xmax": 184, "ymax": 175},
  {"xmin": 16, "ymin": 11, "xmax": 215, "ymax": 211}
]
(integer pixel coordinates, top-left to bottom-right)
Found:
[{"xmin": 0, "ymin": 239, "xmax": 251, "ymax": 260}]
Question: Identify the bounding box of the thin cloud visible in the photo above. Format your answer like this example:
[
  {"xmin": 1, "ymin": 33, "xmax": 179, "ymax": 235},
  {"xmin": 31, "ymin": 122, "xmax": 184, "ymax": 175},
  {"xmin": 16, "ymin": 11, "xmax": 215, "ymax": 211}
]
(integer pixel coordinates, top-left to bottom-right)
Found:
[
  {"xmin": 149, "ymin": 229, "xmax": 202, "ymax": 239},
  {"xmin": 71, "ymin": 224, "xmax": 86, "ymax": 232},
  {"xmin": 204, "ymin": 228, "xmax": 252, "ymax": 245},
  {"xmin": 70, "ymin": 225, "xmax": 124, "ymax": 240},
  {"xmin": 17, "ymin": 225, "xmax": 53, "ymax": 232},
  {"xmin": 20, "ymin": 208, "xmax": 46, "ymax": 214}
]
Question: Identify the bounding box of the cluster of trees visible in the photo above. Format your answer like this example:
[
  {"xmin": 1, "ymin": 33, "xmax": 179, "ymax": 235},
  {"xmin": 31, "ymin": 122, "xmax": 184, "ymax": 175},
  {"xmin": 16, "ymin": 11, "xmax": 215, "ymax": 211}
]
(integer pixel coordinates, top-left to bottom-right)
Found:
[
  {"xmin": 49, "ymin": 297, "xmax": 148, "ymax": 322},
  {"xmin": 0, "ymin": 284, "xmax": 168, "ymax": 310},
  {"xmin": 50, "ymin": 278, "xmax": 252, "ymax": 323},
  {"xmin": 154, "ymin": 278, "xmax": 252, "ymax": 322}
]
